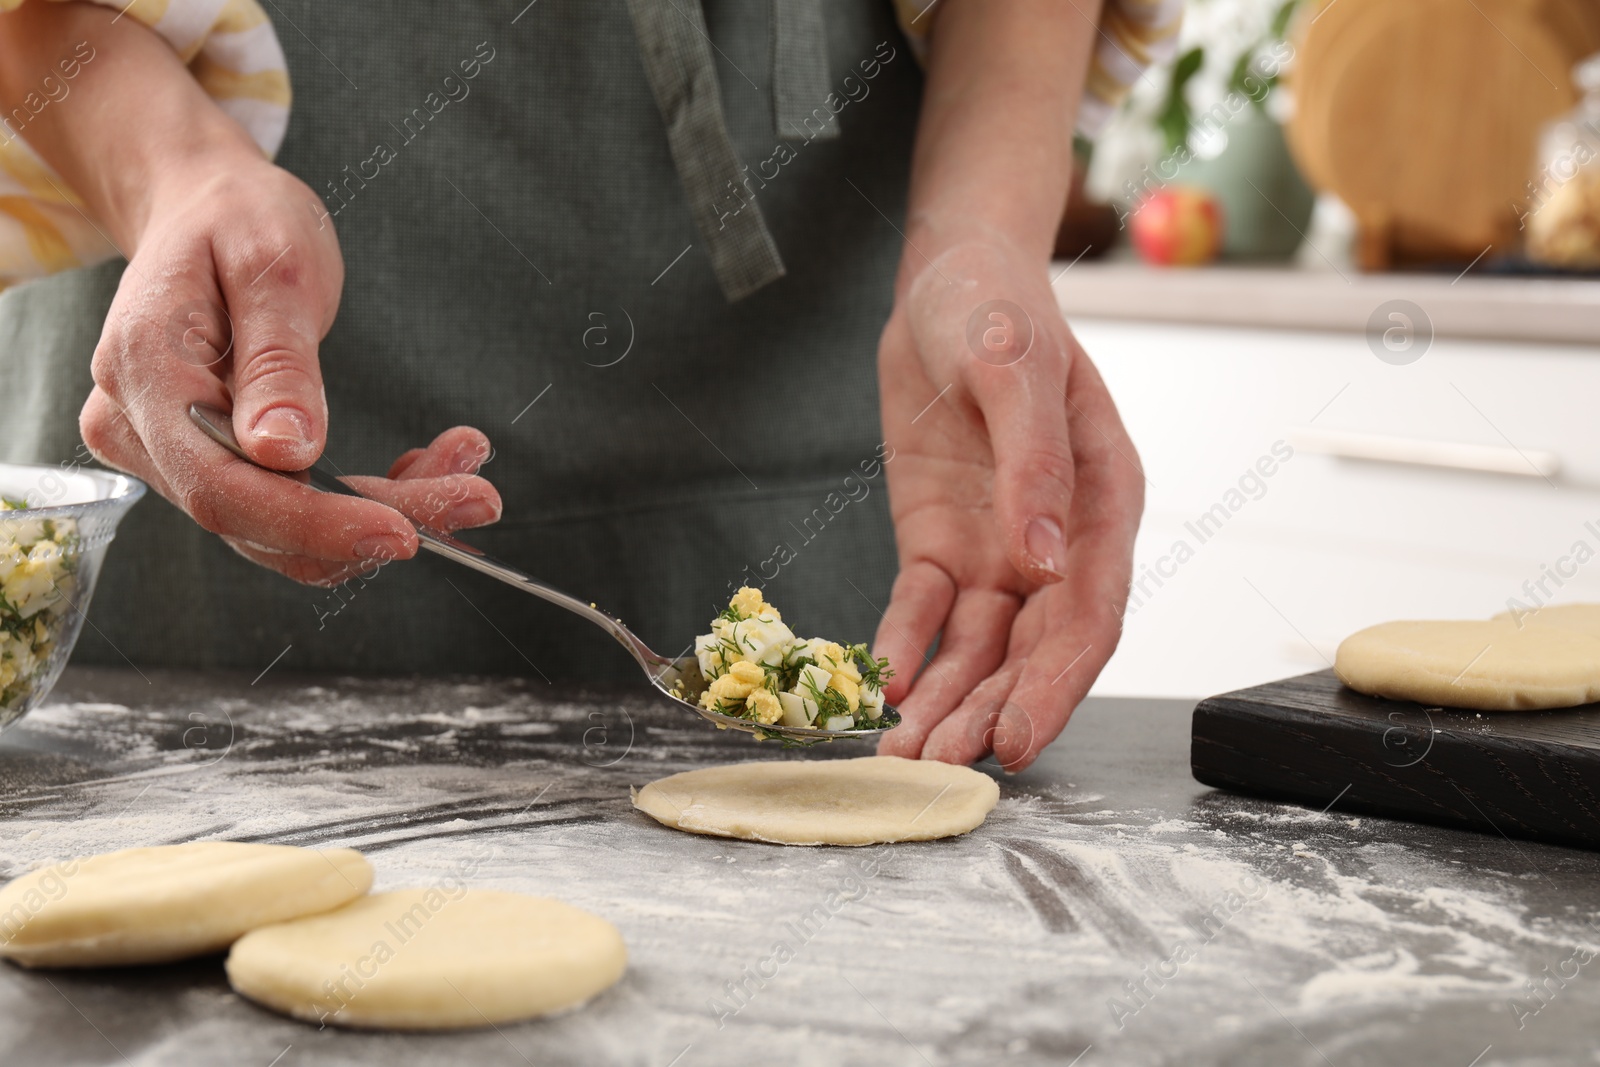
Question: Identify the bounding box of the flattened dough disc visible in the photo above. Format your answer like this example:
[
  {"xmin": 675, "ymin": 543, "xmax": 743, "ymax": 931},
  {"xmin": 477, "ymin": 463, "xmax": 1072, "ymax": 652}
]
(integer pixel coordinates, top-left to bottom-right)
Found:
[
  {"xmin": 226, "ymin": 889, "xmax": 627, "ymax": 1030},
  {"xmin": 0, "ymin": 842, "xmax": 372, "ymax": 968},
  {"xmin": 632, "ymin": 755, "xmax": 1000, "ymax": 846},
  {"xmin": 1335, "ymin": 617, "xmax": 1600, "ymax": 710}
]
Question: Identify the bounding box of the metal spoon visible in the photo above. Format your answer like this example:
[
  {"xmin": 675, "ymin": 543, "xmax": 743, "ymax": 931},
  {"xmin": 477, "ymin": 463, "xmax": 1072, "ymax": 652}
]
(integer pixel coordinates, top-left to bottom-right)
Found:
[{"xmin": 188, "ymin": 403, "xmax": 899, "ymax": 744}]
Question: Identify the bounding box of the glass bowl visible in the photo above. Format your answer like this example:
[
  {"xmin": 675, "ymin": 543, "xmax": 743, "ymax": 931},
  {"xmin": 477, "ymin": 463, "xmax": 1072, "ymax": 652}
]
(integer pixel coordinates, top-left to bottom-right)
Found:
[{"xmin": 0, "ymin": 463, "xmax": 146, "ymax": 731}]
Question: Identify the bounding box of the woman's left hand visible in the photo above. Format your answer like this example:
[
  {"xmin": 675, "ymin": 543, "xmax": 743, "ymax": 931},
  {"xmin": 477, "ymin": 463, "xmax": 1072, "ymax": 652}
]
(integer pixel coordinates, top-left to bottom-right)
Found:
[{"xmin": 873, "ymin": 238, "xmax": 1143, "ymax": 772}]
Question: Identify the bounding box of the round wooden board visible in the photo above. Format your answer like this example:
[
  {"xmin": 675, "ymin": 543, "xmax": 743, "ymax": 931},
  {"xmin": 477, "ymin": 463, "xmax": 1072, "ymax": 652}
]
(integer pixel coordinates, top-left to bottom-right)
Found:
[{"xmin": 1288, "ymin": 0, "xmax": 1600, "ymax": 266}]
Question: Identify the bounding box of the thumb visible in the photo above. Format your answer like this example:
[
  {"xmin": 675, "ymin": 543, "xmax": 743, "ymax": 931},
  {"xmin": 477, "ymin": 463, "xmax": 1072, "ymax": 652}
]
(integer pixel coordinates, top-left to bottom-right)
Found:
[
  {"xmin": 906, "ymin": 241, "xmax": 1076, "ymax": 586},
  {"xmin": 222, "ymin": 243, "xmax": 330, "ymax": 471},
  {"xmin": 966, "ymin": 331, "xmax": 1075, "ymax": 585}
]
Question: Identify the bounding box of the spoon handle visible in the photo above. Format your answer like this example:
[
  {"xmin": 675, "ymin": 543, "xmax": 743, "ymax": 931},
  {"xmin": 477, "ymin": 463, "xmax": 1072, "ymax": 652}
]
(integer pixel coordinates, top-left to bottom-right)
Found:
[{"xmin": 186, "ymin": 403, "xmax": 668, "ymax": 674}]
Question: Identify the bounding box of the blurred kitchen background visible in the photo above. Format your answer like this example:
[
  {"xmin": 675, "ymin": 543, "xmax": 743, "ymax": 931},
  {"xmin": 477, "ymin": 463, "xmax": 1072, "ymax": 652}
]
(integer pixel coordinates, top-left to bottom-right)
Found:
[{"xmin": 1066, "ymin": 0, "xmax": 1600, "ymax": 699}]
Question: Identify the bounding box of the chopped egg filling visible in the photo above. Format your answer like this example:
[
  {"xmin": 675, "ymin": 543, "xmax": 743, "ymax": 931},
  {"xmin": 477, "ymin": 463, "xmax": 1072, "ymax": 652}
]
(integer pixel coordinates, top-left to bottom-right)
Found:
[
  {"xmin": 0, "ymin": 497, "xmax": 78, "ymax": 710},
  {"xmin": 695, "ymin": 587, "xmax": 892, "ymax": 734}
]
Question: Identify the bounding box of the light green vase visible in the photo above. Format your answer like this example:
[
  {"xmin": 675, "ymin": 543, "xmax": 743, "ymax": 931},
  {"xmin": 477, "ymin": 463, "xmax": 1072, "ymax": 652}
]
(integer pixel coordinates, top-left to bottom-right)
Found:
[{"xmin": 1176, "ymin": 104, "xmax": 1315, "ymax": 261}]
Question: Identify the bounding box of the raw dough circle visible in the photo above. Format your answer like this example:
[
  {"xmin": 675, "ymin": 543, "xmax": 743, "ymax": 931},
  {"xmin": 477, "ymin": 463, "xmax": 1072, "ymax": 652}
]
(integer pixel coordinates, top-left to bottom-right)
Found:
[
  {"xmin": 632, "ymin": 755, "xmax": 1000, "ymax": 846},
  {"xmin": 226, "ymin": 889, "xmax": 627, "ymax": 1030},
  {"xmin": 0, "ymin": 842, "xmax": 372, "ymax": 968},
  {"xmin": 1335, "ymin": 616, "xmax": 1600, "ymax": 710}
]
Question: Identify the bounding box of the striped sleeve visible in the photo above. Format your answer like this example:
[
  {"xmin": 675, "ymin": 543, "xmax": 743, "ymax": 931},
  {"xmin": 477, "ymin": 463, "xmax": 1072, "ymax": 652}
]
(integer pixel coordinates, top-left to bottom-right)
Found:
[
  {"xmin": 892, "ymin": 0, "xmax": 1184, "ymax": 137},
  {"xmin": 0, "ymin": 0, "xmax": 291, "ymax": 289}
]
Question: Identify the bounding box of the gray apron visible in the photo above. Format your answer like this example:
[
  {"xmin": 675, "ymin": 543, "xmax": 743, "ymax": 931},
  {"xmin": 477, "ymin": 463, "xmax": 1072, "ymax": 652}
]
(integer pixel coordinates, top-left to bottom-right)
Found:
[{"xmin": 0, "ymin": 1, "xmax": 917, "ymax": 681}]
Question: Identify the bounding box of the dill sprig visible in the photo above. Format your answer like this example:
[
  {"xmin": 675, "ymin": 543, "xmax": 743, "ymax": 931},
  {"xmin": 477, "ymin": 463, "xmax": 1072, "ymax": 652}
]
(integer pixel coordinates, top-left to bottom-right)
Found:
[{"xmin": 851, "ymin": 643, "xmax": 894, "ymax": 691}]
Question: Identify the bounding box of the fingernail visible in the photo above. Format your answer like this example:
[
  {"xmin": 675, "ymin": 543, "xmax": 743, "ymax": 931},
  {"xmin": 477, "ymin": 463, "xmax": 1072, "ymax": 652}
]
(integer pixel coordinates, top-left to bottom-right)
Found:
[
  {"xmin": 453, "ymin": 440, "xmax": 492, "ymax": 474},
  {"xmin": 252, "ymin": 407, "xmax": 311, "ymax": 444},
  {"xmin": 444, "ymin": 499, "xmax": 499, "ymax": 528},
  {"xmin": 1025, "ymin": 516, "xmax": 1066, "ymax": 577},
  {"xmin": 353, "ymin": 534, "xmax": 406, "ymax": 560}
]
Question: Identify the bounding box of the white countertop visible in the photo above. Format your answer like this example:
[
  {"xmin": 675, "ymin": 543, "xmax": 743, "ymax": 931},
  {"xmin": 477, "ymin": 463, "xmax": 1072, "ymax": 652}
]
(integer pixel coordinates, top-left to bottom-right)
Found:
[{"xmin": 1052, "ymin": 261, "xmax": 1600, "ymax": 345}]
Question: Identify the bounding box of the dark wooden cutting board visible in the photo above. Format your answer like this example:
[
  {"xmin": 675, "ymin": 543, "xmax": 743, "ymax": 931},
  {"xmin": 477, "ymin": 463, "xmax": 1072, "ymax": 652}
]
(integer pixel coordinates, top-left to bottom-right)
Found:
[{"xmin": 1191, "ymin": 669, "xmax": 1600, "ymax": 851}]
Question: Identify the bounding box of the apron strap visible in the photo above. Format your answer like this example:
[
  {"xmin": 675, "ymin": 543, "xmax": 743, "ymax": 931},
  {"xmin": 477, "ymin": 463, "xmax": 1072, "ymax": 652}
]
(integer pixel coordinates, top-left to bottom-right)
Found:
[
  {"xmin": 627, "ymin": 0, "xmax": 787, "ymax": 303},
  {"xmin": 772, "ymin": 0, "xmax": 838, "ymax": 142}
]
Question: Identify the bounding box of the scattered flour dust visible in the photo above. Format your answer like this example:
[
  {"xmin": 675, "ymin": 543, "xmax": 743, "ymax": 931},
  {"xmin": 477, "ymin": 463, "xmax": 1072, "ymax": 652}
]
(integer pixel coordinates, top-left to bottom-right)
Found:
[{"xmin": 987, "ymin": 793, "xmax": 1584, "ymax": 1020}]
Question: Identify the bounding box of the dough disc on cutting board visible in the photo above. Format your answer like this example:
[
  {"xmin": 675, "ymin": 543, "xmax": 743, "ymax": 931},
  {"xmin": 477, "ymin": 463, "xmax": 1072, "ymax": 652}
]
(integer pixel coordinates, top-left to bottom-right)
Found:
[
  {"xmin": 1335, "ymin": 612, "xmax": 1600, "ymax": 710},
  {"xmin": 0, "ymin": 842, "xmax": 372, "ymax": 968},
  {"xmin": 226, "ymin": 889, "xmax": 626, "ymax": 1030},
  {"xmin": 631, "ymin": 755, "xmax": 1000, "ymax": 846}
]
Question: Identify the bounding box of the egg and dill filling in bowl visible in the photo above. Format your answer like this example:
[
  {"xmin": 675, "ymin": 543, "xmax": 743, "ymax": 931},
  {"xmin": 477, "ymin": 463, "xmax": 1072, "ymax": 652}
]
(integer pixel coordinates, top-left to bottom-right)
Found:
[
  {"xmin": 0, "ymin": 497, "xmax": 80, "ymax": 712},
  {"xmin": 0, "ymin": 464, "xmax": 145, "ymax": 730},
  {"xmin": 694, "ymin": 587, "xmax": 892, "ymax": 733}
]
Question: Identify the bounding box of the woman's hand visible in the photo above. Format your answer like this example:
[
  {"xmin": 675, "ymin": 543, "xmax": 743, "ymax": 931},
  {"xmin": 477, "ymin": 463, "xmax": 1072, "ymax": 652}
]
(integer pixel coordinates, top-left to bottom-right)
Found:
[
  {"xmin": 81, "ymin": 152, "xmax": 501, "ymax": 586},
  {"xmin": 869, "ymin": 0, "xmax": 1126, "ymax": 768},
  {"xmin": 0, "ymin": 0, "xmax": 499, "ymax": 586},
  {"xmin": 874, "ymin": 239, "xmax": 1142, "ymax": 772}
]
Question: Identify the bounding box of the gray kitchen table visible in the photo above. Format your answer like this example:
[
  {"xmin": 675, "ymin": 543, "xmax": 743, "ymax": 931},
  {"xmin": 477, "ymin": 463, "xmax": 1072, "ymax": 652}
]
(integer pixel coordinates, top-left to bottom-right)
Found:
[{"xmin": 2, "ymin": 667, "xmax": 1597, "ymax": 1067}]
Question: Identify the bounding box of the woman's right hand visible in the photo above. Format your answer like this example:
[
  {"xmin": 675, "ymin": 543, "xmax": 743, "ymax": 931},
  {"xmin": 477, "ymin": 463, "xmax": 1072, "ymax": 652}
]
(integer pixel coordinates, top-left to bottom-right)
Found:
[
  {"xmin": 81, "ymin": 150, "xmax": 502, "ymax": 586},
  {"xmin": 0, "ymin": 0, "xmax": 500, "ymax": 586}
]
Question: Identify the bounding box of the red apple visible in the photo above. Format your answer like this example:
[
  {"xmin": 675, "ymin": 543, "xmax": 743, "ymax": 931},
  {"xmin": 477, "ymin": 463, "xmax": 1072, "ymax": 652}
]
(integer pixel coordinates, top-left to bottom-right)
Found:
[{"xmin": 1130, "ymin": 187, "xmax": 1224, "ymax": 266}]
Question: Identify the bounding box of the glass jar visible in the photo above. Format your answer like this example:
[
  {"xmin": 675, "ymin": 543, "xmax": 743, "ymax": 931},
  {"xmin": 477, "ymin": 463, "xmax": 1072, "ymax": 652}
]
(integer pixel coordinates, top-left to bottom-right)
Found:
[{"xmin": 1526, "ymin": 52, "xmax": 1600, "ymax": 269}]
